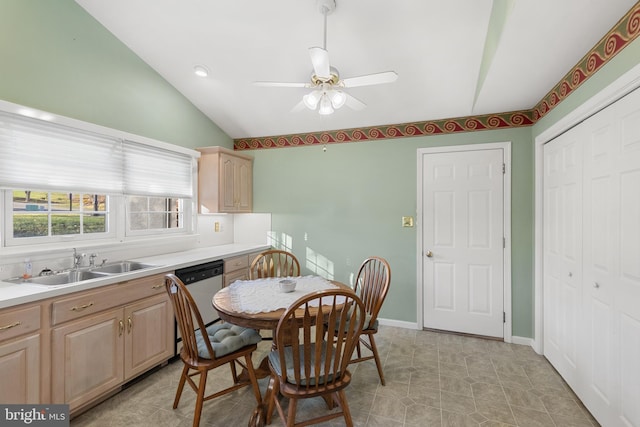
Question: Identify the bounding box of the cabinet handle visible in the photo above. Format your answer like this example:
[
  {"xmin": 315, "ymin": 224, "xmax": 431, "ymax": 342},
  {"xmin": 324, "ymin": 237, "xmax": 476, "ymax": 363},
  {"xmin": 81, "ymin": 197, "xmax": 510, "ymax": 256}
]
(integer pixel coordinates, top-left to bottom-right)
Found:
[
  {"xmin": 119, "ymin": 320, "xmax": 124, "ymax": 336},
  {"xmin": 127, "ymin": 317, "xmax": 132, "ymax": 333},
  {"xmin": 70, "ymin": 302, "xmax": 94, "ymax": 312},
  {"xmin": 151, "ymin": 284, "xmax": 163, "ymax": 289},
  {"xmin": 0, "ymin": 321, "xmax": 21, "ymax": 331}
]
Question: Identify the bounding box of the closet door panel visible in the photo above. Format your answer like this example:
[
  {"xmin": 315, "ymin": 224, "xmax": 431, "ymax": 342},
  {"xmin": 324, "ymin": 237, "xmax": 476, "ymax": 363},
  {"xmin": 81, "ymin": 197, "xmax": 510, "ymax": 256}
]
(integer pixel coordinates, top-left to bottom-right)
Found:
[
  {"xmin": 543, "ymin": 131, "xmax": 582, "ymax": 384},
  {"xmin": 581, "ymin": 108, "xmax": 618, "ymax": 425},
  {"xmin": 616, "ymin": 89, "xmax": 640, "ymax": 427}
]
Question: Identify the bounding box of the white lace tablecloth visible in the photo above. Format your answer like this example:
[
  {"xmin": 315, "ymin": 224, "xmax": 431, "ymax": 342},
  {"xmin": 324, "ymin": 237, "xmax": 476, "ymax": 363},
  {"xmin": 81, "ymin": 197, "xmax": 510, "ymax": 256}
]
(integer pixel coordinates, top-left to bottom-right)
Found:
[{"xmin": 227, "ymin": 275, "xmax": 343, "ymax": 314}]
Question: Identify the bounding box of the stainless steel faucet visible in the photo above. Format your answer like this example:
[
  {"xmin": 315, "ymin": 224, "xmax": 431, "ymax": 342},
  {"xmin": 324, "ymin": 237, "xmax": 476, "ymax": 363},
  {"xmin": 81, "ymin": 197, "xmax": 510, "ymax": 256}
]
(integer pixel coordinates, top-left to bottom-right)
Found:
[
  {"xmin": 89, "ymin": 253, "xmax": 98, "ymax": 267},
  {"xmin": 72, "ymin": 248, "xmax": 86, "ymax": 269}
]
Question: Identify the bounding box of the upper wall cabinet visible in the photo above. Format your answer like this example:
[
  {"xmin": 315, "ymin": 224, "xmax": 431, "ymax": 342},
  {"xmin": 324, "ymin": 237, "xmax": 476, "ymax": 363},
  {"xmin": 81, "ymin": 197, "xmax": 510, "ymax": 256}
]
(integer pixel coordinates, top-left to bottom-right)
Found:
[{"xmin": 197, "ymin": 146, "xmax": 253, "ymax": 213}]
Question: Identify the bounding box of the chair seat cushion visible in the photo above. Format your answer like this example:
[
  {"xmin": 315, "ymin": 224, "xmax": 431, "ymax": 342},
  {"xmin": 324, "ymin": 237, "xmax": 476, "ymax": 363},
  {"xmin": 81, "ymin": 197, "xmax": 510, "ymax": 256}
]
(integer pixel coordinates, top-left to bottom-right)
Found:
[
  {"xmin": 334, "ymin": 310, "xmax": 375, "ymax": 332},
  {"xmin": 268, "ymin": 341, "xmax": 339, "ymax": 386},
  {"xmin": 196, "ymin": 323, "xmax": 261, "ymax": 359}
]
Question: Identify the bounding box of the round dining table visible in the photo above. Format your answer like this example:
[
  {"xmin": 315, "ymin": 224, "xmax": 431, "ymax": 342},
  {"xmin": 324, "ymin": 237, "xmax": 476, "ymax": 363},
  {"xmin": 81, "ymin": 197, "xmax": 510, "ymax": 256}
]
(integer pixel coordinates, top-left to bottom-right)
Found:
[
  {"xmin": 211, "ymin": 279, "xmax": 353, "ymax": 378},
  {"xmin": 212, "ymin": 277, "xmax": 354, "ymax": 427}
]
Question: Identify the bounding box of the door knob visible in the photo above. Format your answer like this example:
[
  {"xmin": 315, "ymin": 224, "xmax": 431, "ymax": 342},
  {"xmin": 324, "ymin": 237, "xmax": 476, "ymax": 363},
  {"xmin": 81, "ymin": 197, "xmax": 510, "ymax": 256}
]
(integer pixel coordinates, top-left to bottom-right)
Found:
[{"xmin": 426, "ymin": 250, "xmax": 433, "ymax": 258}]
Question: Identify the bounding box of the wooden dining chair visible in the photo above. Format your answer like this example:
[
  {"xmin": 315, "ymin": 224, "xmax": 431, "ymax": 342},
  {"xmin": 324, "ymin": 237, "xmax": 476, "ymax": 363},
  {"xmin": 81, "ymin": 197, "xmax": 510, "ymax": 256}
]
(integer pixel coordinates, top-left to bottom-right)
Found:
[
  {"xmin": 164, "ymin": 274, "xmax": 263, "ymax": 427},
  {"xmin": 265, "ymin": 289, "xmax": 365, "ymax": 427},
  {"xmin": 249, "ymin": 249, "xmax": 300, "ymax": 279},
  {"xmin": 350, "ymin": 256, "xmax": 391, "ymax": 385}
]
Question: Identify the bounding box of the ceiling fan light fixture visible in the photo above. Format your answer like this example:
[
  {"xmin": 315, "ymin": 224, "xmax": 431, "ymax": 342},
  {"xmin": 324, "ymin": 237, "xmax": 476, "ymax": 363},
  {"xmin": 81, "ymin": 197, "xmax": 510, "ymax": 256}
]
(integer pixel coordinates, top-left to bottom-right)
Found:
[
  {"xmin": 329, "ymin": 90, "xmax": 346, "ymax": 109},
  {"xmin": 303, "ymin": 90, "xmax": 322, "ymax": 110},
  {"xmin": 318, "ymin": 94, "xmax": 334, "ymax": 115}
]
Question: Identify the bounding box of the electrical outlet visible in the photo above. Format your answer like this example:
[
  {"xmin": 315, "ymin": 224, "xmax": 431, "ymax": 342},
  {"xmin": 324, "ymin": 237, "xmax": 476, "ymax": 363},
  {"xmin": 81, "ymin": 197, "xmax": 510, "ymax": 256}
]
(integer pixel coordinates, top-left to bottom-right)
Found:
[{"xmin": 214, "ymin": 222, "xmax": 220, "ymax": 232}]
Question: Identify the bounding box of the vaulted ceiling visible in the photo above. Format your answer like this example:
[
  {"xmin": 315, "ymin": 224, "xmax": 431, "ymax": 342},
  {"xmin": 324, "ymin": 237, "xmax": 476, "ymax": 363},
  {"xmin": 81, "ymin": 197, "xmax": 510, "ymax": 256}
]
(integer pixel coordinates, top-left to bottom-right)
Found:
[{"xmin": 76, "ymin": 0, "xmax": 638, "ymax": 141}]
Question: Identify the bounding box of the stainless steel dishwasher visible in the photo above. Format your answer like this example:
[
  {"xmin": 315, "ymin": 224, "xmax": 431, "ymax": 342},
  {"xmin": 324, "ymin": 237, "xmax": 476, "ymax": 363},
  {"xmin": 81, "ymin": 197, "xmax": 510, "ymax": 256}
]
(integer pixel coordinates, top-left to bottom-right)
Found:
[{"xmin": 174, "ymin": 259, "xmax": 224, "ymax": 354}]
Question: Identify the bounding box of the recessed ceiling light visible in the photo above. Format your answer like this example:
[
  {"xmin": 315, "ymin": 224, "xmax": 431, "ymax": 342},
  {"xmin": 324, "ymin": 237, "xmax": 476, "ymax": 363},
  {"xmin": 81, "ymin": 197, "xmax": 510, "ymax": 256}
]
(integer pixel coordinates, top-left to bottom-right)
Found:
[{"xmin": 193, "ymin": 65, "xmax": 209, "ymax": 78}]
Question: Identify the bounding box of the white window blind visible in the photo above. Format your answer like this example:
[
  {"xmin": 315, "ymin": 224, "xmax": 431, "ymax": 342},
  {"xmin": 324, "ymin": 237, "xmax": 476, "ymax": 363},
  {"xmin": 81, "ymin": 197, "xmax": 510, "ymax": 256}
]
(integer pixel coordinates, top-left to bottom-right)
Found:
[
  {"xmin": 0, "ymin": 111, "xmax": 124, "ymax": 193},
  {"xmin": 123, "ymin": 140, "xmax": 194, "ymax": 198}
]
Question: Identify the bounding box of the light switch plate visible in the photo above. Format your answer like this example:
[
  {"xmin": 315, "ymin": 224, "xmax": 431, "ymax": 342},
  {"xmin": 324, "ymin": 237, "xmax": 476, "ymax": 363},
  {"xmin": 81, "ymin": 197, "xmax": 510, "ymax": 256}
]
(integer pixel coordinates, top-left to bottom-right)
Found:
[{"xmin": 402, "ymin": 216, "xmax": 414, "ymax": 227}]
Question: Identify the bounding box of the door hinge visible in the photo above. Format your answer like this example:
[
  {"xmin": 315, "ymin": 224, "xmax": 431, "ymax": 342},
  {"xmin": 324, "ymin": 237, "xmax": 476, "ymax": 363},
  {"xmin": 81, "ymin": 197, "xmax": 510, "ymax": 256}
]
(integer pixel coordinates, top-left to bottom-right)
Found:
[
  {"xmin": 502, "ymin": 163, "xmax": 506, "ymax": 174},
  {"xmin": 503, "ymin": 237, "xmax": 506, "ymax": 248},
  {"xmin": 503, "ymin": 312, "xmax": 506, "ymax": 323}
]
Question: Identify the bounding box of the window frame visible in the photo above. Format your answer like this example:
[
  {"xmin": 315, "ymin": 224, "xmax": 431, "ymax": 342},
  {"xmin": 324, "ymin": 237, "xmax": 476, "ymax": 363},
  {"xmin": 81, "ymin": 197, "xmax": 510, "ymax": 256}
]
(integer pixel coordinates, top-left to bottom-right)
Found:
[
  {"xmin": 4, "ymin": 190, "xmax": 116, "ymax": 247},
  {"xmin": 0, "ymin": 101, "xmax": 199, "ymax": 250}
]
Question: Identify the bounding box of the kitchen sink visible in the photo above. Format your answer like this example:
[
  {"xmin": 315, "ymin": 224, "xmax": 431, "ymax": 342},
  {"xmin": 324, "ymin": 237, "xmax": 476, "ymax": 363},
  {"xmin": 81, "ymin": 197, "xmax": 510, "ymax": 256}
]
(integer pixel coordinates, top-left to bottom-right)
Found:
[
  {"xmin": 90, "ymin": 261, "xmax": 156, "ymax": 274},
  {"xmin": 6, "ymin": 269, "xmax": 105, "ymax": 286},
  {"xmin": 4, "ymin": 260, "xmax": 157, "ymax": 286}
]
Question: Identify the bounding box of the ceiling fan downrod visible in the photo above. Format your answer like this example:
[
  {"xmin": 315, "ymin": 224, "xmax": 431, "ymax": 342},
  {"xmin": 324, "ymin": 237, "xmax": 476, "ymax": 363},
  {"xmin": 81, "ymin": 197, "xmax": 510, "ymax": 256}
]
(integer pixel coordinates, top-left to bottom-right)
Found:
[{"xmin": 317, "ymin": 0, "xmax": 336, "ymax": 50}]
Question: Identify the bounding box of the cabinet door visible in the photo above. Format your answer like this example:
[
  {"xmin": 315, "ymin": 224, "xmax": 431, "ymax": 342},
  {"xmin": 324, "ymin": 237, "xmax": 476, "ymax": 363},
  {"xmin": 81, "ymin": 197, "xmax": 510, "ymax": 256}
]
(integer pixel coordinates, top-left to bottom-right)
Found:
[
  {"xmin": 223, "ymin": 268, "xmax": 249, "ymax": 287},
  {"xmin": 124, "ymin": 294, "xmax": 174, "ymax": 380},
  {"xmin": 0, "ymin": 334, "xmax": 40, "ymax": 403},
  {"xmin": 220, "ymin": 154, "xmax": 237, "ymax": 211},
  {"xmin": 51, "ymin": 308, "xmax": 124, "ymax": 411},
  {"xmin": 235, "ymin": 156, "xmax": 253, "ymax": 212}
]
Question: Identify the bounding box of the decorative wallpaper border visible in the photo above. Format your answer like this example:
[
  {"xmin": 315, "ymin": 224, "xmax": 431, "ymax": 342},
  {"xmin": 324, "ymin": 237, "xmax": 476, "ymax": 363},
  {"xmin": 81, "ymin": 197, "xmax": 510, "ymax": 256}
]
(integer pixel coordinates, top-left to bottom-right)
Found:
[
  {"xmin": 533, "ymin": 2, "xmax": 640, "ymax": 120},
  {"xmin": 234, "ymin": 111, "xmax": 535, "ymax": 150},
  {"xmin": 235, "ymin": 3, "xmax": 640, "ymax": 151}
]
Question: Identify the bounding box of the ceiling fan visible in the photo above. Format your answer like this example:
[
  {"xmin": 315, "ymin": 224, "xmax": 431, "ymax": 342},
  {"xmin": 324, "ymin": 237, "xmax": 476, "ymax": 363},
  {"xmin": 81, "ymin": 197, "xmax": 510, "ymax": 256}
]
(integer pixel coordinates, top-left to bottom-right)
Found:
[{"xmin": 253, "ymin": 0, "xmax": 398, "ymax": 115}]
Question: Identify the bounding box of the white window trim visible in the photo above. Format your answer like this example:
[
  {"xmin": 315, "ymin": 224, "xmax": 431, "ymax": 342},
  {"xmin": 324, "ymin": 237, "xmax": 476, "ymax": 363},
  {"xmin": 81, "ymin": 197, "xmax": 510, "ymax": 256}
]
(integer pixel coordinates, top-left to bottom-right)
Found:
[
  {"xmin": 0, "ymin": 100, "xmax": 200, "ymax": 252},
  {"xmin": 3, "ymin": 191, "xmax": 116, "ymax": 247}
]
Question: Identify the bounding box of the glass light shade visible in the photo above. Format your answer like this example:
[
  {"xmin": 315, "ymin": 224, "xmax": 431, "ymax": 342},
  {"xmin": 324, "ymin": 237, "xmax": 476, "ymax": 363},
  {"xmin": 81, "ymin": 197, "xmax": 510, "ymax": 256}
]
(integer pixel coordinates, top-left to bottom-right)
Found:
[
  {"xmin": 329, "ymin": 90, "xmax": 346, "ymax": 109},
  {"xmin": 303, "ymin": 90, "xmax": 322, "ymax": 110},
  {"xmin": 318, "ymin": 94, "xmax": 334, "ymax": 115}
]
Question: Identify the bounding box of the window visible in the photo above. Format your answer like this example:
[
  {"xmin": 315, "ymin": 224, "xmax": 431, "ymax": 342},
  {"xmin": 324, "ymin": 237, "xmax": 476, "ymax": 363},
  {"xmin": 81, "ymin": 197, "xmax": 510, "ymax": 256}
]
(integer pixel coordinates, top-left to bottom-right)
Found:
[
  {"xmin": 10, "ymin": 190, "xmax": 111, "ymax": 242},
  {"xmin": 0, "ymin": 105, "xmax": 198, "ymax": 249},
  {"xmin": 127, "ymin": 196, "xmax": 184, "ymax": 234}
]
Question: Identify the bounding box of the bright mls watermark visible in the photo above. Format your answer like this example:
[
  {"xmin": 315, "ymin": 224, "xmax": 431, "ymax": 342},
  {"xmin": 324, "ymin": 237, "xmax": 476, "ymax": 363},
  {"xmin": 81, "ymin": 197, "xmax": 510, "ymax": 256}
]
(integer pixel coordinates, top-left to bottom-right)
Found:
[{"xmin": 1, "ymin": 405, "xmax": 69, "ymax": 426}]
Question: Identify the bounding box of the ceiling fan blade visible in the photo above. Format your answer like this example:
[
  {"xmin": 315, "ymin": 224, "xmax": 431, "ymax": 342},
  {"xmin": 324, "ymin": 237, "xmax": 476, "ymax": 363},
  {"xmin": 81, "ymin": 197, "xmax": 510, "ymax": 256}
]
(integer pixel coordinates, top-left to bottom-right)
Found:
[
  {"xmin": 345, "ymin": 93, "xmax": 366, "ymax": 111},
  {"xmin": 253, "ymin": 81, "xmax": 309, "ymax": 88},
  {"xmin": 342, "ymin": 71, "xmax": 398, "ymax": 88},
  {"xmin": 290, "ymin": 100, "xmax": 307, "ymax": 113},
  {"xmin": 309, "ymin": 47, "xmax": 331, "ymax": 79}
]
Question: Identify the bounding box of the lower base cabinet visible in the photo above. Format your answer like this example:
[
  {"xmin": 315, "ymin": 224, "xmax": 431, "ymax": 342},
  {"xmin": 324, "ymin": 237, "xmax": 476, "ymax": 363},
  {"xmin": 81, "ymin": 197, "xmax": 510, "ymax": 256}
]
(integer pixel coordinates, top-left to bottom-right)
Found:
[
  {"xmin": 0, "ymin": 303, "xmax": 42, "ymax": 404},
  {"xmin": 0, "ymin": 333, "xmax": 40, "ymax": 403},
  {"xmin": 50, "ymin": 280, "xmax": 174, "ymax": 413}
]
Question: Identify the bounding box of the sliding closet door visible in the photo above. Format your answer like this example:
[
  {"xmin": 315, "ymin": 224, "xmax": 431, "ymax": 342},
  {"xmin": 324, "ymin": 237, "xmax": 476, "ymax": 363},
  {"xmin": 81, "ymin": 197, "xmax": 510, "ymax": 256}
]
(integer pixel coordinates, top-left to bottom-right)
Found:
[
  {"xmin": 581, "ymin": 106, "xmax": 618, "ymax": 426},
  {"xmin": 611, "ymin": 90, "xmax": 640, "ymax": 427},
  {"xmin": 544, "ymin": 86, "xmax": 640, "ymax": 427},
  {"xmin": 543, "ymin": 127, "xmax": 583, "ymax": 387}
]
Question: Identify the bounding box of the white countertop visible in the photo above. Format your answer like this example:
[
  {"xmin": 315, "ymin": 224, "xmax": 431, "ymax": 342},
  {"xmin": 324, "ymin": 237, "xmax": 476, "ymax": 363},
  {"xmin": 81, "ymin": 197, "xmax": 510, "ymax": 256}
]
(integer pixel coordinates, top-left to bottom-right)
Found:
[{"xmin": 0, "ymin": 243, "xmax": 270, "ymax": 309}]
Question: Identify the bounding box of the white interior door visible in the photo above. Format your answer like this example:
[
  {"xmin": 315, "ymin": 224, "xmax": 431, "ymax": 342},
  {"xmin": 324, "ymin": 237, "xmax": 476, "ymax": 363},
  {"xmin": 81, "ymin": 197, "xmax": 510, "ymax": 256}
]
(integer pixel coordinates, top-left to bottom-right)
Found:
[
  {"xmin": 422, "ymin": 148, "xmax": 505, "ymax": 338},
  {"xmin": 542, "ymin": 86, "xmax": 640, "ymax": 427},
  {"xmin": 581, "ymin": 88, "xmax": 640, "ymax": 427},
  {"xmin": 543, "ymin": 129, "xmax": 583, "ymax": 387}
]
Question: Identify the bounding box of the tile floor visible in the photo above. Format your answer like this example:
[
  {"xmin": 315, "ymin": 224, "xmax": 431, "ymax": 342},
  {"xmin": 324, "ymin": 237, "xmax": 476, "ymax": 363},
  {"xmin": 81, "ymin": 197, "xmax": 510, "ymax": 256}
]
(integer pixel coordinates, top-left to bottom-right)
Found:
[{"xmin": 70, "ymin": 326, "xmax": 600, "ymax": 427}]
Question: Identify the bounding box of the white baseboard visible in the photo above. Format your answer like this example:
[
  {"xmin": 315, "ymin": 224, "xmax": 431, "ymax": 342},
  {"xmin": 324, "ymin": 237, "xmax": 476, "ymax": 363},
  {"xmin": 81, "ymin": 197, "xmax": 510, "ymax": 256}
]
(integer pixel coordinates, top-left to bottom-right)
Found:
[
  {"xmin": 377, "ymin": 318, "xmax": 419, "ymax": 330},
  {"xmin": 511, "ymin": 335, "xmax": 534, "ymax": 347}
]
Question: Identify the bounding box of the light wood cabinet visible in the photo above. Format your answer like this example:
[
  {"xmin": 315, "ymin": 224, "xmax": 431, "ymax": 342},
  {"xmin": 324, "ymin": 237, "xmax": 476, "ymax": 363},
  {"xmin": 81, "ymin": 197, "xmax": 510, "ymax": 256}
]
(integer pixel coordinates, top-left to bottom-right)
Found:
[
  {"xmin": 0, "ymin": 304, "xmax": 41, "ymax": 404},
  {"xmin": 223, "ymin": 251, "xmax": 265, "ymax": 287},
  {"xmin": 197, "ymin": 146, "xmax": 253, "ymax": 213},
  {"xmin": 50, "ymin": 274, "xmax": 174, "ymax": 412},
  {"xmin": 124, "ymin": 293, "xmax": 174, "ymax": 379}
]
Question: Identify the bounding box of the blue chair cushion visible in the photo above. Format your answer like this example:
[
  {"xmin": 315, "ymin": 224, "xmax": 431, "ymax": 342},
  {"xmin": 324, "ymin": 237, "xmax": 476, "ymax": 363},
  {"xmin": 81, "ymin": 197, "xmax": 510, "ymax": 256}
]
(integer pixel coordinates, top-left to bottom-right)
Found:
[
  {"xmin": 195, "ymin": 323, "xmax": 262, "ymax": 359},
  {"xmin": 268, "ymin": 341, "xmax": 339, "ymax": 386}
]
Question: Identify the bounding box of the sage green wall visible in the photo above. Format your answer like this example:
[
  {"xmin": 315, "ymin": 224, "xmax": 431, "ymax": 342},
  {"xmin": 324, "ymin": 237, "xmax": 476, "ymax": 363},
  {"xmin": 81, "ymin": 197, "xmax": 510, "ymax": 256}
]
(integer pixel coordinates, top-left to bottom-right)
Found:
[
  {"xmin": 252, "ymin": 127, "xmax": 535, "ymax": 337},
  {"xmin": 0, "ymin": 0, "xmax": 231, "ymax": 149}
]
